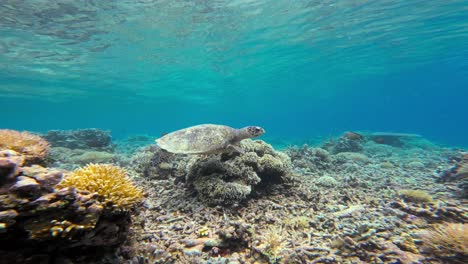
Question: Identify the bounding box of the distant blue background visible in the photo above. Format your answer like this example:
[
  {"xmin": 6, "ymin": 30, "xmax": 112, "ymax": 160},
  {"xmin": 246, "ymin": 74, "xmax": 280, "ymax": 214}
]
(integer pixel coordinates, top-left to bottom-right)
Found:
[{"xmin": 2, "ymin": 61, "xmax": 467, "ymax": 147}]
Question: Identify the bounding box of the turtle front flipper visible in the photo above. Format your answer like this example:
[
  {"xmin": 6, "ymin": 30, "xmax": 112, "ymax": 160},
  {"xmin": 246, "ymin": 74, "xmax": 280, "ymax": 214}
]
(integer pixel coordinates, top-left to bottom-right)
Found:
[{"xmin": 227, "ymin": 144, "xmax": 244, "ymax": 154}]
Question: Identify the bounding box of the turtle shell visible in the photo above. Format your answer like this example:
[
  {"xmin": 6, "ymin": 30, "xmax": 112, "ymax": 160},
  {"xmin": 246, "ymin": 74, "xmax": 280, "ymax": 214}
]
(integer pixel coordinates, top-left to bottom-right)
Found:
[{"xmin": 155, "ymin": 124, "xmax": 236, "ymax": 154}]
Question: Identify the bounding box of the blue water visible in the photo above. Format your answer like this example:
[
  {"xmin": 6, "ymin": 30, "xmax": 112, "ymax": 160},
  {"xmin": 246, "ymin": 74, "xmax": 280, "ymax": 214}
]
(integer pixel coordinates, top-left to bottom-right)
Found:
[{"xmin": 1, "ymin": 1, "xmax": 467, "ymax": 146}]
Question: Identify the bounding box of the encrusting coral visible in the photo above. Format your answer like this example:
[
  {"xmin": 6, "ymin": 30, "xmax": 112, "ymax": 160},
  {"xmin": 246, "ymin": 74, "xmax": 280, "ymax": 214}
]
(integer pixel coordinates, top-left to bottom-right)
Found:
[
  {"xmin": 0, "ymin": 129, "xmax": 49, "ymax": 164},
  {"xmin": 57, "ymin": 163, "xmax": 143, "ymax": 210}
]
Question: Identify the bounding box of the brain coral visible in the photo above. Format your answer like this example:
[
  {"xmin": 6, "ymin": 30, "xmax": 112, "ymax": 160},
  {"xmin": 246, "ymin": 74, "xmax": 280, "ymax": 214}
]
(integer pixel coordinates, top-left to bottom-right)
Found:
[
  {"xmin": 57, "ymin": 163, "xmax": 143, "ymax": 210},
  {"xmin": 0, "ymin": 129, "xmax": 49, "ymax": 164},
  {"xmin": 186, "ymin": 140, "xmax": 293, "ymax": 206}
]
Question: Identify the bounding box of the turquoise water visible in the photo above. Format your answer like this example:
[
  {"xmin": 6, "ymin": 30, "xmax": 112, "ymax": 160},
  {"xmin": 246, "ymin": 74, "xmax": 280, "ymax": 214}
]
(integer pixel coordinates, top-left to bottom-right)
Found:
[{"xmin": 1, "ymin": 0, "xmax": 467, "ymax": 146}]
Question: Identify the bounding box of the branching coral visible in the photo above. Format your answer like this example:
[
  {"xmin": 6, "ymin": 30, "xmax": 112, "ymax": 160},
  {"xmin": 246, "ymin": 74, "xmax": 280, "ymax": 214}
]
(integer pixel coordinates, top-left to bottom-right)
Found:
[
  {"xmin": 258, "ymin": 226, "xmax": 286, "ymax": 263},
  {"xmin": 0, "ymin": 129, "xmax": 49, "ymax": 163},
  {"xmin": 57, "ymin": 163, "xmax": 143, "ymax": 210},
  {"xmin": 421, "ymin": 223, "xmax": 467, "ymax": 261}
]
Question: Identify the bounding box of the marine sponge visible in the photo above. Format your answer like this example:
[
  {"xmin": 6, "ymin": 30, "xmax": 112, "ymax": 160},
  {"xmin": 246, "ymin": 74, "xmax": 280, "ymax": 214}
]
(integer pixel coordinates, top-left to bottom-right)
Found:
[
  {"xmin": 0, "ymin": 129, "xmax": 49, "ymax": 163},
  {"xmin": 57, "ymin": 163, "xmax": 143, "ymax": 209},
  {"xmin": 421, "ymin": 223, "xmax": 467, "ymax": 261}
]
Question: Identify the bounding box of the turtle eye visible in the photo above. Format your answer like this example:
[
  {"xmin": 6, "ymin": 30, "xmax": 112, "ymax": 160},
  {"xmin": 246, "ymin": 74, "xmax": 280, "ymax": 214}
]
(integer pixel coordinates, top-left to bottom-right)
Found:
[{"xmin": 253, "ymin": 127, "xmax": 263, "ymax": 135}]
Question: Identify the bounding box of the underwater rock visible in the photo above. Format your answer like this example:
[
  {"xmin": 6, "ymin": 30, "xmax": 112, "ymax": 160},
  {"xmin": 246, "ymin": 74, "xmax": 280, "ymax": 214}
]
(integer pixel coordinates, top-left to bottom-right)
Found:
[
  {"xmin": 186, "ymin": 140, "xmax": 293, "ymax": 206},
  {"xmin": 44, "ymin": 128, "xmax": 113, "ymax": 150}
]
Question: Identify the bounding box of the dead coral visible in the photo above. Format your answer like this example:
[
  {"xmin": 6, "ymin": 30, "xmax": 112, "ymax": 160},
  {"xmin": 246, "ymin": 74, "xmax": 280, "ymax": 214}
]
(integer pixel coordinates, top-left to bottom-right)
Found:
[
  {"xmin": 0, "ymin": 129, "xmax": 49, "ymax": 164},
  {"xmin": 421, "ymin": 222, "xmax": 467, "ymax": 263},
  {"xmin": 57, "ymin": 163, "xmax": 143, "ymax": 210}
]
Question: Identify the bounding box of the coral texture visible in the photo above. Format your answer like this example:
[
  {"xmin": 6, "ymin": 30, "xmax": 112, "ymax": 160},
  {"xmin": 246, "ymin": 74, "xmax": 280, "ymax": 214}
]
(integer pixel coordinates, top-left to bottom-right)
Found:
[
  {"xmin": 57, "ymin": 163, "xmax": 143, "ymax": 210},
  {"xmin": 186, "ymin": 140, "xmax": 293, "ymax": 206},
  {"xmin": 0, "ymin": 129, "xmax": 49, "ymax": 164}
]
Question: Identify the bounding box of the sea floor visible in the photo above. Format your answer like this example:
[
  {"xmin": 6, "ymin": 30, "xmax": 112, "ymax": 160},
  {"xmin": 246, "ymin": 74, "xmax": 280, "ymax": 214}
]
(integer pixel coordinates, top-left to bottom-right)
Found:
[{"xmin": 0, "ymin": 129, "xmax": 467, "ymax": 264}]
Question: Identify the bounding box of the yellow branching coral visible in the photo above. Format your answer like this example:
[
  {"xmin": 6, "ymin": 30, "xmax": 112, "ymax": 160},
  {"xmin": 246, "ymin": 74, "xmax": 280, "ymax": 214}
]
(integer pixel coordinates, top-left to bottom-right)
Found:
[
  {"xmin": 0, "ymin": 129, "xmax": 49, "ymax": 160},
  {"xmin": 421, "ymin": 223, "xmax": 467, "ymax": 258},
  {"xmin": 57, "ymin": 164, "xmax": 143, "ymax": 210}
]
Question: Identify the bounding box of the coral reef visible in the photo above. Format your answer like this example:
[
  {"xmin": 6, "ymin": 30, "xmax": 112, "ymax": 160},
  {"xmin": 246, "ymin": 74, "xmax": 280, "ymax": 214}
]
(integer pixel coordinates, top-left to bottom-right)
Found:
[
  {"xmin": 57, "ymin": 163, "xmax": 143, "ymax": 210},
  {"xmin": 44, "ymin": 128, "xmax": 113, "ymax": 151},
  {"xmin": 0, "ymin": 152, "xmax": 137, "ymax": 264},
  {"xmin": 1, "ymin": 130, "xmax": 466, "ymax": 263},
  {"xmin": 0, "ymin": 129, "xmax": 49, "ymax": 164},
  {"xmin": 185, "ymin": 140, "xmax": 293, "ymax": 205}
]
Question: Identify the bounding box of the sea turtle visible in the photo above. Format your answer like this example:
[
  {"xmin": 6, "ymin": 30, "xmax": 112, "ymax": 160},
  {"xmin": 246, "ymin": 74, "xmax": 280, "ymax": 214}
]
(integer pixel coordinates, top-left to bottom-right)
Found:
[{"xmin": 155, "ymin": 124, "xmax": 265, "ymax": 154}]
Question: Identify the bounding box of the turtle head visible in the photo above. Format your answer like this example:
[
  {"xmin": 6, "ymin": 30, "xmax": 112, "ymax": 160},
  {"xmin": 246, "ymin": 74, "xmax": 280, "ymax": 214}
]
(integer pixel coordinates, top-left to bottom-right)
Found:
[{"xmin": 236, "ymin": 126, "xmax": 265, "ymax": 140}]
